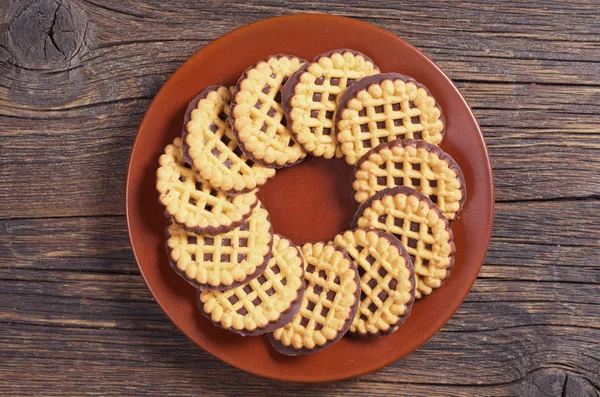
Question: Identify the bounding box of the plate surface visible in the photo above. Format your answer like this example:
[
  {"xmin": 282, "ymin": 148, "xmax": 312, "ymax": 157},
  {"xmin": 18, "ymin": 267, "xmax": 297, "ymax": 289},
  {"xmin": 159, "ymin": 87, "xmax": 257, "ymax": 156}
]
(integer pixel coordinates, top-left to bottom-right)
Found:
[{"xmin": 126, "ymin": 14, "xmax": 494, "ymax": 382}]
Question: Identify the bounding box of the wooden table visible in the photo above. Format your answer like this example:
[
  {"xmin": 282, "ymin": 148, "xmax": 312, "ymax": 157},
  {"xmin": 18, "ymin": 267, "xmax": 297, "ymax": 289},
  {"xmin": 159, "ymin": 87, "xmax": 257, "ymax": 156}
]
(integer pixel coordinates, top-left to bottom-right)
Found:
[{"xmin": 1, "ymin": 1, "xmax": 599, "ymax": 395}]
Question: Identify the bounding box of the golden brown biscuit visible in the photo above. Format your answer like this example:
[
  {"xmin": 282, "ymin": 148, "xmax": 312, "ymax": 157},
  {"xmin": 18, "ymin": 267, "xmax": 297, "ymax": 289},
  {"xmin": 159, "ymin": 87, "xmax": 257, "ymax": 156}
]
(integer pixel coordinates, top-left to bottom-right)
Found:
[
  {"xmin": 336, "ymin": 73, "xmax": 445, "ymax": 165},
  {"xmin": 166, "ymin": 203, "xmax": 273, "ymax": 290},
  {"xmin": 197, "ymin": 234, "xmax": 305, "ymax": 336},
  {"xmin": 332, "ymin": 229, "xmax": 415, "ymax": 338},
  {"xmin": 352, "ymin": 139, "xmax": 466, "ymax": 220},
  {"xmin": 269, "ymin": 242, "xmax": 360, "ymax": 355},
  {"xmin": 183, "ymin": 85, "xmax": 275, "ymax": 194},
  {"xmin": 156, "ymin": 137, "xmax": 258, "ymax": 235},
  {"xmin": 351, "ymin": 186, "xmax": 455, "ymax": 298},
  {"xmin": 230, "ymin": 55, "xmax": 308, "ymax": 168},
  {"xmin": 282, "ymin": 49, "xmax": 380, "ymax": 159}
]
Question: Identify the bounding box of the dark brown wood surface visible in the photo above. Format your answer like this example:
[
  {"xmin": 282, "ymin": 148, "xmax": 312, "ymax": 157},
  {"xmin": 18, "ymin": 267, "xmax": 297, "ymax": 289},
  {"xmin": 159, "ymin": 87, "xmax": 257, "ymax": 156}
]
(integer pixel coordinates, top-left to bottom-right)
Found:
[{"xmin": 1, "ymin": 1, "xmax": 599, "ymax": 395}]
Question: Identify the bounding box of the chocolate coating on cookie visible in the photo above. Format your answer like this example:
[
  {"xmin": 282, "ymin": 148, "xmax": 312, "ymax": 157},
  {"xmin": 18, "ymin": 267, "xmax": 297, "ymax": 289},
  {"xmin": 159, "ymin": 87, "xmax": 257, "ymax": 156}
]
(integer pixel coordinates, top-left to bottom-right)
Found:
[
  {"xmin": 335, "ymin": 73, "xmax": 446, "ymax": 165},
  {"xmin": 182, "ymin": 85, "xmax": 275, "ymax": 195},
  {"xmin": 268, "ymin": 244, "xmax": 361, "ymax": 355},
  {"xmin": 351, "ymin": 186, "xmax": 455, "ymax": 298},
  {"xmin": 352, "ymin": 138, "xmax": 466, "ymax": 220},
  {"xmin": 230, "ymin": 54, "xmax": 308, "ymax": 169},
  {"xmin": 156, "ymin": 138, "xmax": 260, "ymax": 235},
  {"xmin": 162, "ymin": 198, "xmax": 259, "ymax": 237},
  {"xmin": 165, "ymin": 204, "xmax": 274, "ymax": 291},
  {"xmin": 334, "ymin": 228, "xmax": 416, "ymax": 338},
  {"xmin": 196, "ymin": 235, "xmax": 306, "ymax": 336},
  {"xmin": 282, "ymin": 49, "xmax": 380, "ymax": 158},
  {"xmin": 182, "ymin": 85, "xmax": 229, "ymax": 168}
]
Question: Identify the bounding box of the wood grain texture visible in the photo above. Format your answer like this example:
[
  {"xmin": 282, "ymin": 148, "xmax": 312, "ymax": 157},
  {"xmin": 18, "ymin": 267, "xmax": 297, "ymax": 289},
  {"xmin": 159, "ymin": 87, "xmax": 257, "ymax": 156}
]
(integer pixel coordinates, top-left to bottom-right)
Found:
[
  {"xmin": 1, "ymin": 0, "xmax": 599, "ymax": 395},
  {"xmin": 2, "ymin": 207, "xmax": 599, "ymax": 395},
  {"xmin": 2, "ymin": 0, "xmax": 600, "ymax": 218}
]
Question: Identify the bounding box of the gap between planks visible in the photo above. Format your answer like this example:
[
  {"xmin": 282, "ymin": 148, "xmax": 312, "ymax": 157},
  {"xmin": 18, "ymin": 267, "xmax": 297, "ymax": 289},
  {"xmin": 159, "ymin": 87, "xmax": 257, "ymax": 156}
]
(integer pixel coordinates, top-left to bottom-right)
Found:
[{"xmin": 2, "ymin": 195, "xmax": 599, "ymax": 222}]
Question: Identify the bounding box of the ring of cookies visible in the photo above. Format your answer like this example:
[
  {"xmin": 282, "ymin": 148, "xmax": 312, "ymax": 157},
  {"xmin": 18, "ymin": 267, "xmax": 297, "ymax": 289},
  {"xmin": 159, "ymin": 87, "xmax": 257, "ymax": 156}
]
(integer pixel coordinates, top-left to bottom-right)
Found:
[{"xmin": 156, "ymin": 49, "xmax": 466, "ymax": 355}]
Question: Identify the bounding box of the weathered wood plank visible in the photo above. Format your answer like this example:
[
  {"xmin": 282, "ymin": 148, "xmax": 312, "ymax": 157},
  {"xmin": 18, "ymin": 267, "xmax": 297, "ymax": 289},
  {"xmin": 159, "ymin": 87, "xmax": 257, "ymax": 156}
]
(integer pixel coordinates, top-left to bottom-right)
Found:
[
  {"xmin": 1, "ymin": 209, "xmax": 600, "ymax": 394},
  {"xmin": 2, "ymin": 0, "xmax": 600, "ymax": 395},
  {"xmin": 3, "ymin": 200, "xmax": 600, "ymax": 267},
  {"xmin": 3, "ymin": 200, "xmax": 600, "ymax": 278},
  {"xmin": 2, "ymin": 270, "xmax": 599, "ymax": 332},
  {"xmin": 493, "ymin": 201, "xmax": 600, "ymax": 247},
  {"xmin": 1, "ymin": 96, "xmax": 598, "ymax": 218},
  {"xmin": 1, "ymin": 1, "xmax": 600, "ymax": 218},
  {"xmin": 79, "ymin": 0, "xmax": 600, "ymax": 86},
  {"xmin": 80, "ymin": 1, "xmax": 600, "ymax": 65},
  {"xmin": 1, "ymin": 331, "xmax": 598, "ymax": 397},
  {"xmin": 1, "ymin": 268, "xmax": 599, "ymax": 395},
  {"xmin": 1, "ymin": 279, "xmax": 599, "ymax": 395}
]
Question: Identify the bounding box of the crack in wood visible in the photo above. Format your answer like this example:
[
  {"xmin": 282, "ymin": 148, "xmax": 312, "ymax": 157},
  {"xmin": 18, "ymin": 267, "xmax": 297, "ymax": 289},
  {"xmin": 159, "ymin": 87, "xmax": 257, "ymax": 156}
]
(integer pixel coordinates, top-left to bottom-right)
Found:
[
  {"xmin": 562, "ymin": 374, "xmax": 569, "ymax": 397},
  {"xmin": 46, "ymin": 3, "xmax": 66, "ymax": 59},
  {"xmin": 5, "ymin": 0, "xmax": 87, "ymax": 70},
  {"xmin": 496, "ymin": 195, "xmax": 600, "ymax": 204}
]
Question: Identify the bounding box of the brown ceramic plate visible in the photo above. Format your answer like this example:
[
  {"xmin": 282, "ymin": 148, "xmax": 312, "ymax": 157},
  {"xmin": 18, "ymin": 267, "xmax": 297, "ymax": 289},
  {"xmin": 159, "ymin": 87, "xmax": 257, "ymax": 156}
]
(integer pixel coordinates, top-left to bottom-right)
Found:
[{"xmin": 126, "ymin": 14, "xmax": 494, "ymax": 382}]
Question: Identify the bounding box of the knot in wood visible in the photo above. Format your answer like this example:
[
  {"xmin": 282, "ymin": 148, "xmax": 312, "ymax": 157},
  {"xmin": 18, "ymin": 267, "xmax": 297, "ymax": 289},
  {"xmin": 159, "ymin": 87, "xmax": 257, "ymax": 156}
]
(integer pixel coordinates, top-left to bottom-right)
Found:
[{"xmin": 7, "ymin": 0, "xmax": 87, "ymax": 69}]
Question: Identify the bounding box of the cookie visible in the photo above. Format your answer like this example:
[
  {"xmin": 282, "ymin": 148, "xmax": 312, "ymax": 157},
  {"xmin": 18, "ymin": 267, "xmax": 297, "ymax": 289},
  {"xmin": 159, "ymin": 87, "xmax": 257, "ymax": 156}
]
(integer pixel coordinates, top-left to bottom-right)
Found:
[
  {"xmin": 197, "ymin": 234, "xmax": 305, "ymax": 336},
  {"xmin": 335, "ymin": 73, "xmax": 445, "ymax": 165},
  {"xmin": 351, "ymin": 186, "xmax": 455, "ymax": 298},
  {"xmin": 269, "ymin": 242, "xmax": 360, "ymax": 355},
  {"xmin": 332, "ymin": 229, "xmax": 415, "ymax": 338},
  {"xmin": 282, "ymin": 49, "xmax": 380, "ymax": 159},
  {"xmin": 352, "ymin": 139, "xmax": 466, "ymax": 220},
  {"xmin": 156, "ymin": 137, "xmax": 259, "ymax": 235},
  {"xmin": 230, "ymin": 55, "xmax": 308, "ymax": 168},
  {"xmin": 166, "ymin": 203, "xmax": 274, "ymax": 290},
  {"xmin": 183, "ymin": 85, "xmax": 275, "ymax": 194}
]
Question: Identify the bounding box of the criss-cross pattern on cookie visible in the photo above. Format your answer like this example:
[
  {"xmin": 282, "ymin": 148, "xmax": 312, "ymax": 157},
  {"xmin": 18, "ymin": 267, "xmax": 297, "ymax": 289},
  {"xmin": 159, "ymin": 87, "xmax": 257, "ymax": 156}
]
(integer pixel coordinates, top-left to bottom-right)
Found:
[
  {"xmin": 231, "ymin": 55, "xmax": 307, "ymax": 167},
  {"xmin": 184, "ymin": 85, "xmax": 275, "ymax": 193},
  {"xmin": 271, "ymin": 243, "xmax": 359, "ymax": 351},
  {"xmin": 287, "ymin": 50, "xmax": 379, "ymax": 158},
  {"xmin": 354, "ymin": 189, "xmax": 454, "ymax": 298},
  {"xmin": 353, "ymin": 140, "xmax": 465, "ymax": 220},
  {"xmin": 199, "ymin": 235, "xmax": 304, "ymax": 333},
  {"xmin": 156, "ymin": 138, "xmax": 258, "ymax": 234},
  {"xmin": 333, "ymin": 229, "xmax": 414, "ymax": 337},
  {"xmin": 167, "ymin": 204, "xmax": 272, "ymax": 289},
  {"xmin": 337, "ymin": 75, "xmax": 444, "ymax": 165}
]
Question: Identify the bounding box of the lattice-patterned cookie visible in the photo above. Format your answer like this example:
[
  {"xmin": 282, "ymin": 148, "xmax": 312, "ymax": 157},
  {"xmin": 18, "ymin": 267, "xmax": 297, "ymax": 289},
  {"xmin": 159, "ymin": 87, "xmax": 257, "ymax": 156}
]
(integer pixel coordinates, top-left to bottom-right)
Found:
[
  {"xmin": 282, "ymin": 49, "xmax": 380, "ymax": 159},
  {"xmin": 166, "ymin": 203, "xmax": 273, "ymax": 290},
  {"xmin": 336, "ymin": 73, "xmax": 445, "ymax": 165},
  {"xmin": 230, "ymin": 55, "xmax": 308, "ymax": 168},
  {"xmin": 332, "ymin": 229, "xmax": 415, "ymax": 338},
  {"xmin": 183, "ymin": 85, "xmax": 275, "ymax": 194},
  {"xmin": 156, "ymin": 137, "xmax": 258, "ymax": 235},
  {"xmin": 269, "ymin": 242, "xmax": 360, "ymax": 355},
  {"xmin": 351, "ymin": 186, "xmax": 455, "ymax": 298},
  {"xmin": 353, "ymin": 139, "xmax": 466, "ymax": 220},
  {"xmin": 197, "ymin": 234, "xmax": 305, "ymax": 336}
]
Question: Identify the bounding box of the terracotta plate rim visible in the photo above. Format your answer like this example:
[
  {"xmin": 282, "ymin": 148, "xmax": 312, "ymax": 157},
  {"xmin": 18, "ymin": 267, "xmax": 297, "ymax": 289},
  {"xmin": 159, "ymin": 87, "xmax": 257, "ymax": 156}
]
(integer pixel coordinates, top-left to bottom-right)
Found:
[{"xmin": 126, "ymin": 13, "xmax": 495, "ymax": 383}]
